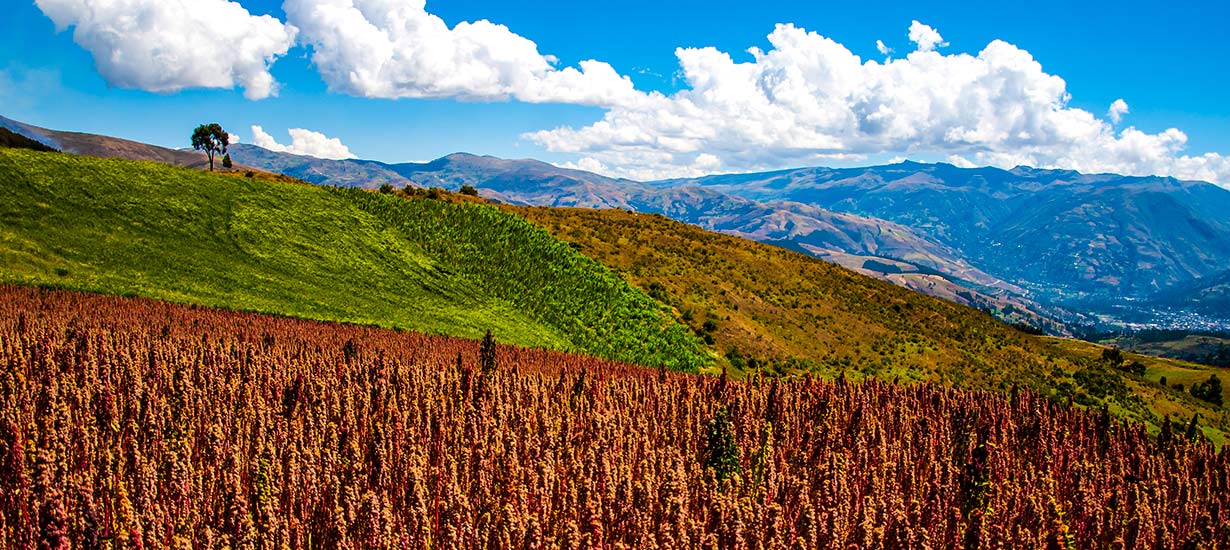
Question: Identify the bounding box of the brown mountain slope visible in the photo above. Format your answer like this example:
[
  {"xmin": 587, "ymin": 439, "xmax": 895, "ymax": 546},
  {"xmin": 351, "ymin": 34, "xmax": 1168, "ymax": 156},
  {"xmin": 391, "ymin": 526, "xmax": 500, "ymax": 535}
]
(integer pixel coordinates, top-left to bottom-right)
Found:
[
  {"xmin": 506, "ymin": 204, "xmax": 1229, "ymax": 443},
  {"xmin": 661, "ymin": 162, "xmax": 1230, "ymax": 303},
  {"xmin": 0, "ymin": 115, "xmax": 258, "ymax": 172}
]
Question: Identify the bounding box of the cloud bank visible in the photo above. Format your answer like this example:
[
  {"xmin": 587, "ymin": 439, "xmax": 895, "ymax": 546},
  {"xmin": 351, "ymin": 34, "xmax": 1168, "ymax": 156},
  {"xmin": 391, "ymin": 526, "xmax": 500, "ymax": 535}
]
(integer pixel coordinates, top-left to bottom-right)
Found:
[
  {"xmin": 31, "ymin": 0, "xmax": 1230, "ymax": 186},
  {"xmin": 251, "ymin": 126, "xmax": 355, "ymax": 159},
  {"xmin": 526, "ymin": 23, "xmax": 1230, "ymax": 185},
  {"xmin": 34, "ymin": 0, "xmax": 296, "ymax": 100},
  {"xmin": 282, "ymin": 0, "xmax": 638, "ymax": 106}
]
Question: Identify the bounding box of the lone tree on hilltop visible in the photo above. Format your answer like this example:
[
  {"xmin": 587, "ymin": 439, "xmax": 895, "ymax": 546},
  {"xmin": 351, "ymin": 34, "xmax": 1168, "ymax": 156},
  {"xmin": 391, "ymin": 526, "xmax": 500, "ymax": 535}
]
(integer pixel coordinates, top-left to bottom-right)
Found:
[{"xmin": 191, "ymin": 123, "xmax": 229, "ymax": 171}]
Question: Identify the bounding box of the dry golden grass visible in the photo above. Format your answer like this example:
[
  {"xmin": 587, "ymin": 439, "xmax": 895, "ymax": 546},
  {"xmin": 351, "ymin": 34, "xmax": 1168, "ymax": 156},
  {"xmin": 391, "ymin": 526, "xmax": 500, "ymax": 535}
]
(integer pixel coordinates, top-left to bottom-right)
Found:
[{"xmin": 508, "ymin": 205, "xmax": 1230, "ymax": 443}]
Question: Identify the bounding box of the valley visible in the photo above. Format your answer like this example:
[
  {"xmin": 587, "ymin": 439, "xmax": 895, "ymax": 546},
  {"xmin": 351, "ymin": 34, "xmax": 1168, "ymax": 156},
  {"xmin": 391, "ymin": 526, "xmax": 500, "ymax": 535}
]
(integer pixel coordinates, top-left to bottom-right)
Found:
[{"xmin": 5, "ymin": 1, "xmax": 1229, "ymax": 546}]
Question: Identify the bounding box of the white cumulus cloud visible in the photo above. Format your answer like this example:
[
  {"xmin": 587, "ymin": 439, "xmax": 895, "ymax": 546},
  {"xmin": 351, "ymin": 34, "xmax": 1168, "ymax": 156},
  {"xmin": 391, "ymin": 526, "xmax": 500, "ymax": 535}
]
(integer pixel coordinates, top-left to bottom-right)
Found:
[
  {"xmin": 34, "ymin": 0, "xmax": 297, "ymax": 100},
  {"xmin": 907, "ymin": 20, "xmax": 948, "ymax": 52},
  {"xmin": 1108, "ymin": 99, "xmax": 1130, "ymax": 124},
  {"xmin": 526, "ymin": 22, "xmax": 1230, "ymax": 187},
  {"xmin": 282, "ymin": 0, "xmax": 638, "ymax": 106},
  {"xmin": 251, "ymin": 125, "xmax": 355, "ymax": 159}
]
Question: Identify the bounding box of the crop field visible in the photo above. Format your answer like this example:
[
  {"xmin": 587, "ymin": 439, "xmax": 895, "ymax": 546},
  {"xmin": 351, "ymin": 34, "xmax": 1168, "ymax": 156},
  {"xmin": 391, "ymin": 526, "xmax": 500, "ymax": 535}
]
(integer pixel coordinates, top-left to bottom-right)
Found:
[{"xmin": 1, "ymin": 285, "xmax": 1226, "ymax": 548}]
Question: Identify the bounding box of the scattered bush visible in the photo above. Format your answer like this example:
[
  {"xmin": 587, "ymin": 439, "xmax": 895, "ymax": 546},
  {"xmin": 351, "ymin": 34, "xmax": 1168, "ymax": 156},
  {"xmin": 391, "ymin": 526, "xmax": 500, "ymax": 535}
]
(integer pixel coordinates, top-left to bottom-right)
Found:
[
  {"xmin": 1126, "ymin": 361, "xmax": 1146, "ymax": 376},
  {"xmin": 1011, "ymin": 322, "xmax": 1045, "ymax": 335},
  {"xmin": 703, "ymin": 406, "xmax": 741, "ymax": 484},
  {"xmin": 480, "ymin": 329, "xmax": 497, "ymax": 374},
  {"xmin": 1074, "ymin": 365, "xmax": 1128, "ymax": 402},
  {"xmin": 1101, "ymin": 347, "xmax": 1124, "ymax": 367},
  {"xmin": 1190, "ymin": 374, "xmax": 1224, "ymax": 406}
]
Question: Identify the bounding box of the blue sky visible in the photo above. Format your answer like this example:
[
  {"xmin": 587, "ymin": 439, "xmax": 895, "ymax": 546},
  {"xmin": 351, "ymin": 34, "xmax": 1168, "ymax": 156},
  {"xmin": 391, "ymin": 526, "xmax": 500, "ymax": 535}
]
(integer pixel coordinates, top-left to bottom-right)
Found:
[{"xmin": 2, "ymin": 0, "xmax": 1228, "ymax": 183}]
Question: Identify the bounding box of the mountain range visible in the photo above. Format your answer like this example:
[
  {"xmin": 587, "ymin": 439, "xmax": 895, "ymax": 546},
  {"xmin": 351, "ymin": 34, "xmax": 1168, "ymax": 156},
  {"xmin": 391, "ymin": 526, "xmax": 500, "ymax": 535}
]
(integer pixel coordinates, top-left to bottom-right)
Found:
[
  {"xmin": 225, "ymin": 143, "xmax": 1230, "ymax": 329},
  {"xmin": 660, "ymin": 163, "xmax": 1230, "ymax": 302},
  {"xmin": 5, "ymin": 115, "xmax": 1228, "ymax": 331},
  {"xmin": 236, "ymin": 147, "xmax": 1082, "ymax": 325}
]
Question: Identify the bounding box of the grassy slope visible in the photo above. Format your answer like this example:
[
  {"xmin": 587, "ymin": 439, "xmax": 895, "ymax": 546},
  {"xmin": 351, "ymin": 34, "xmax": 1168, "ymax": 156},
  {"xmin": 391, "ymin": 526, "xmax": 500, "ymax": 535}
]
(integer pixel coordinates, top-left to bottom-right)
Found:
[
  {"xmin": 1101, "ymin": 333, "xmax": 1230, "ymax": 367},
  {"xmin": 508, "ymin": 205, "xmax": 1230, "ymax": 443},
  {"xmin": 0, "ymin": 148, "xmax": 707, "ymax": 370},
  {"xmin": 1045, "ymin": 337, "xmax": 1229, "ymax": 445}
]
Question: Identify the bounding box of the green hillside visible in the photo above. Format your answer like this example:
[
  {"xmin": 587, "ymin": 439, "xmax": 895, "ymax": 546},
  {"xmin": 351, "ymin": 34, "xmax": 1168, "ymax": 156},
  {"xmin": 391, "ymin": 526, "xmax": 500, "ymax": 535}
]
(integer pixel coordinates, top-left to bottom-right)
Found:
[
  {"xmin": 0, "ymin": 148, "xmax": 708, "ymax": 370},
  {"xmin": 509, "ymin": 205, "xmax": 1230, "ymax": 444}
]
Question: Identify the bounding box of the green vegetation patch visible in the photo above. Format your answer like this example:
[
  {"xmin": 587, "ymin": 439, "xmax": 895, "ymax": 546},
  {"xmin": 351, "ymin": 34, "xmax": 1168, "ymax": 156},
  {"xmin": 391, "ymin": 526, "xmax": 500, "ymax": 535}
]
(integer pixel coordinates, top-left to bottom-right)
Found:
[{"xmin": 0, "ymin": 148, "xmax": 709, "ymax": 370}]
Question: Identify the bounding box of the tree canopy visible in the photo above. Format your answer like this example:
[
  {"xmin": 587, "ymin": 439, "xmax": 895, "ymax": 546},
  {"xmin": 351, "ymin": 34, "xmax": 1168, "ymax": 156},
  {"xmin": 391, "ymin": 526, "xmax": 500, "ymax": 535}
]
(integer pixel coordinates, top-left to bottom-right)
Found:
[
  {"xmin": 1190, "ymin": 374, "xmax": 1224, "ymax": 407},
  {"xmin": 191, "ymin": 123, "xmax": 229, "ymax": 171}
]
